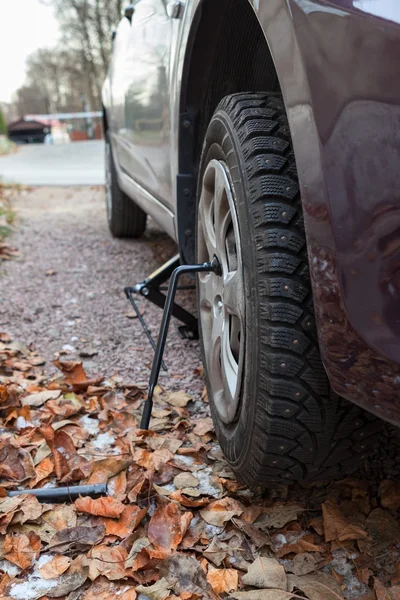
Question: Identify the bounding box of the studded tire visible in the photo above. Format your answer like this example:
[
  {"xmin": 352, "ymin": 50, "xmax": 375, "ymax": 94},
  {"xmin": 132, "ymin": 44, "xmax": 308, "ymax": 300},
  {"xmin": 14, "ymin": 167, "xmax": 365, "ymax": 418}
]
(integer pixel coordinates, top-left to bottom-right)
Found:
[
  {"xmin": 196, "ymin": 92, "xmax": 380, "ymax": 485},
  {"xmin": 105, "ymin": 133, "xmax": 147, "ymax": 238}
]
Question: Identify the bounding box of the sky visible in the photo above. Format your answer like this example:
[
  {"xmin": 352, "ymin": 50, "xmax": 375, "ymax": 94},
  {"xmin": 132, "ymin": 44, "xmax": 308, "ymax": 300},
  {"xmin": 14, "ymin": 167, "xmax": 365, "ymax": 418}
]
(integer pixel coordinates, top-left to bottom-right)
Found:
[{"xmin": 0, "ymin": 0, "xmax": 60, "ymax": 103}]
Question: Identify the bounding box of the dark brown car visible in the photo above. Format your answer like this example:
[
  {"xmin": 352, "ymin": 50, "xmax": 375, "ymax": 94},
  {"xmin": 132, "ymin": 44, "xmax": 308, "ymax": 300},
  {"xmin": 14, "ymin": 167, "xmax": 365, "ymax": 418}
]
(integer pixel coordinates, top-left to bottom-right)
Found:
[{"xmin": 103, "ymin": 0, "xmax": 400, "ymax": 484}]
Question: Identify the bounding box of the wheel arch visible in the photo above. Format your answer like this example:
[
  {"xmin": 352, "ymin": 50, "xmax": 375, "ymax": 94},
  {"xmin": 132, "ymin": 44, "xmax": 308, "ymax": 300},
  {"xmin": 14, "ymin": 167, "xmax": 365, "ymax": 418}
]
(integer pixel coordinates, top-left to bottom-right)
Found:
[{"xmin": 175, "ymin": 0, "xmax": 319, "ymax": 265}]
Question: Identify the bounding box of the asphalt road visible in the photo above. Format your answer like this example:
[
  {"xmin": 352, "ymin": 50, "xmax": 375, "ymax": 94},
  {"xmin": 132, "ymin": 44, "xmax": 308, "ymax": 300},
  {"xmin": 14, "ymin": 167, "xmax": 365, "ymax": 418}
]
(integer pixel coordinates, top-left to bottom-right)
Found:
[{"xmin": 0, "ymin": 140, "xmax": 105, "ymax": 186}]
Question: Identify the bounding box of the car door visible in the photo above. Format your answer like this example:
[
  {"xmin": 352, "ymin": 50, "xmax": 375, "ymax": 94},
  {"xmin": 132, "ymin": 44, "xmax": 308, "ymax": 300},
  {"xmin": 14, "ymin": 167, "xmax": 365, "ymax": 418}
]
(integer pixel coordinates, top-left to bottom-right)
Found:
[{"xmin": 119, "ymin": 0, "xmax": 175, "ymax": 208}]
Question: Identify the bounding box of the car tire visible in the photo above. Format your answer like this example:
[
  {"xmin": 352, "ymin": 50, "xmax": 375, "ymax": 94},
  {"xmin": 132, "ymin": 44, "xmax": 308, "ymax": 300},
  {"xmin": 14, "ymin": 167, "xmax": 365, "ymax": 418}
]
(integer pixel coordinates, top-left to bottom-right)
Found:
[
  {"xmin": 105, "ymin": 133, "xmax": 147, "ymax": 238},
  {"xmin": 196, "ymin": 92, "xmax": 380, "ymax": 485}
]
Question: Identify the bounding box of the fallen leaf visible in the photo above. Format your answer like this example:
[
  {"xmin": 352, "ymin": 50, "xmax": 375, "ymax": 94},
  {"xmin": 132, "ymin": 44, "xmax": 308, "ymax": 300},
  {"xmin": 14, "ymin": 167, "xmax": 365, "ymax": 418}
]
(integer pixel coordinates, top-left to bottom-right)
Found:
[
  {"xmin": 200, "ymin": 497, "xmax": 243, "ymax": 526},
  {"xmin": 29, "ymin": 456, "xmax": 54, "ymax": 487},
  {"xmin": 174, "ymin": 473, "xmax": 199, "ymax": 489},
  {"xmin": 158, "ymin": 554, "xmax": 209, "ymax": 595},
  {"xmin": 88, "ymin": 457, "xmax": 132, "ymax": 484},
  {"xmin": 322, "ymin": 499, "xmax": 367, "ymax": 543},
  {"xmin": 21, "ymin": 390, "xmax": 61, "ymax": 407},
  {"xmin": 255, "ymin": 503, "xmax": 304, "ymax": 530},
  {"xmin": 0, "ymin": 443, "xmax": 35, "ymax": 481},
  {"xmin": 379, "ymin": 480, "xmax": 400, "ymax": 511},
  {"xmin": 148, "ymin": 503, "xmax": 187, "ymax": 558},
  {"xmin": 135, "ymin": 578, "xmax": 172, "ymax": 600},
  {"xmin": 165, "ymin": 391, "xmax": 192, "ymax": 407},
  {"xmin": 169, "ymin": 491, "xmax": 210, "ymax": 508},
  {"xmin": 242, "ymin": 557, "xmax": 287, "ymax": 590},
  {"xmin": 287, "ymin": 572, "xmax": 344, "ymax": 600},
  {"xmin": 53, "ymin": 360, "xmax": 88, "ymax": 387},
  {"xmin": 75, "ymin": 496, "xmax": 125, "ymax": 518},
  {"xmin": 374, "ymin": 578, "xmax": 393, "ymax": 600},
  {"xmin": 230, "ymin": 592, "xmax": 293, "ymax": 600},
  {"xmin": 88, "ymin": 544, "xmax": 128, "ymax": 581},
  {"xmin": 207, "ymin": 568, "xmax": 238, "ymax": 594},
  {"xmin": 364, "ymin": 508, "xmax": 400, "ymax": 554},
  {"xmin": 4, "ymin": 531, "xmax": 41, "ymax": 569},
  {"xmin": 193, "ymin": 418, "xmax": 214, "ymax": 436},
  {"xmin": 101, "ymin": 505, "xmax": 147, "ymax": 537},
  {"xmin": 292, "ymin": 553, "xmax": 316, "ymax": 576},
  {"xmin": 48, "ymin": 525, "xmax": 105, "ymax": 552},
  {"xmin": 38, "ymin": 555, "xmax": 72, "ymax": 579}
]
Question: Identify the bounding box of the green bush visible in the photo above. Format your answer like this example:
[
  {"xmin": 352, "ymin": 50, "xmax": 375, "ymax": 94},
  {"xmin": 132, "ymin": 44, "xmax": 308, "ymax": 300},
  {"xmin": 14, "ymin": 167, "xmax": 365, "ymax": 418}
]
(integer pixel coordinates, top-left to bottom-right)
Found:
[{"xmin": 0, "ymin": 109, "xmax": 7, "ymax": 136}]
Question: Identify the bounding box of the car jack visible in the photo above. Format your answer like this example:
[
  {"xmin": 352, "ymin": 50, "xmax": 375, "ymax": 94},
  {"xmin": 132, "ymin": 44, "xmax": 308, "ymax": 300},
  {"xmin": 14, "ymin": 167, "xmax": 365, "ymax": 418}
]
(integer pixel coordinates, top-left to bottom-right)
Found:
[{"xmin": 125, "ymin": 255, "xmax": 221, "ymax": 430}]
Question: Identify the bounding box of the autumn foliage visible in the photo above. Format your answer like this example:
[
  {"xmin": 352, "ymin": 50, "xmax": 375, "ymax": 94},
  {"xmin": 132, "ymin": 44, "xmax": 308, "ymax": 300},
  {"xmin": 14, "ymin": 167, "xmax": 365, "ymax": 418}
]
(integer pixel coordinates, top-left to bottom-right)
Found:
[{"xmin": 0, "ymin": 335, "xmax": 400, "ymax": 599}]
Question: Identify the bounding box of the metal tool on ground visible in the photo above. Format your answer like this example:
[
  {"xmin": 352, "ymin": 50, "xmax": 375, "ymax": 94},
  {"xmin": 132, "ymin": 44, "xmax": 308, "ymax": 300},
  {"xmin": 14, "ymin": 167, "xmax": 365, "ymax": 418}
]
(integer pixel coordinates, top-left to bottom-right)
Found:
[
  {"xmin": 124, "ymin": 254, "xmax": 200, "ymax": 350},
  {"xmin": 8, "ymin": 483, "xmax": 107, "ymax": 503},
  {"xmin": 126, "ymin": 255, "xmax": 221, "ymax": 430}
]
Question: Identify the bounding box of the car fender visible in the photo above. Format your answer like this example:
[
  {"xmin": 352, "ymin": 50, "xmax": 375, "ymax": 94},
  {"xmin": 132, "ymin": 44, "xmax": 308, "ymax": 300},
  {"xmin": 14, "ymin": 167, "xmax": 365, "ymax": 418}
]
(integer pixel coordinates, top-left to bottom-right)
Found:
[{"xmin": 176, "ymin": 0, "xmax": 400, "ymax": 425}]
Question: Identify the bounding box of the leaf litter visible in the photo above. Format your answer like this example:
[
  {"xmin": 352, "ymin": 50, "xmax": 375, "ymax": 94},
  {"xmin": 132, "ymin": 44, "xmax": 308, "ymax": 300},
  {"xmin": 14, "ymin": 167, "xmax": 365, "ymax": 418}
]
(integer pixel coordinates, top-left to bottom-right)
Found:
[{"xmin": 0, "ymin": 336, "xmax": 399, "ymax": 599}]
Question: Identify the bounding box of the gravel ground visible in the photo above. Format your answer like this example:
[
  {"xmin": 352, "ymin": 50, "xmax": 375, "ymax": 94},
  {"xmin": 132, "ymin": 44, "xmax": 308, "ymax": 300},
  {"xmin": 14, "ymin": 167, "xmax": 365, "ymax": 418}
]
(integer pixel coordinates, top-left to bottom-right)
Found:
[{"xmin": 0, "ymin": 186, "xmax": 204, "ymax": 395}]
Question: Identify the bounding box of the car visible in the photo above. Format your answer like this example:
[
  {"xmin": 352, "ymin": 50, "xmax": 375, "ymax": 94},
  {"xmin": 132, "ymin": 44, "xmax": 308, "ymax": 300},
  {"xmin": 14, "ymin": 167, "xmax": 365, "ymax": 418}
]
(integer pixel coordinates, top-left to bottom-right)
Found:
[{"xmin": 102, "ymin": 0, "xmax": 400, "ymax": 485}]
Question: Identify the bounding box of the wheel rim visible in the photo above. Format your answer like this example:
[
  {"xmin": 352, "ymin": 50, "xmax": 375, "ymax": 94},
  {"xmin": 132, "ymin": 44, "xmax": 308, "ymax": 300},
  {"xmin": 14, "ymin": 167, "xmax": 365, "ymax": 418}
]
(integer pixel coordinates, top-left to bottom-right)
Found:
[
  {"xmin": 105, "ymin": 141, "xmax": 112, "ymax": 221},
  {"xmin": 197, "ymin": 159, "xmax": 245, "ymax": 424}
]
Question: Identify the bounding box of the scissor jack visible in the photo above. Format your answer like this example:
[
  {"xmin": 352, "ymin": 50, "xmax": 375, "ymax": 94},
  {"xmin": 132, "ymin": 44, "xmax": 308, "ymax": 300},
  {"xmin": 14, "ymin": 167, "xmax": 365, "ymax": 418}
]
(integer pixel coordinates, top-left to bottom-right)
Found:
[{"xmin": 124, "ymin": 255, "xmax": 221, "ymax": 430}]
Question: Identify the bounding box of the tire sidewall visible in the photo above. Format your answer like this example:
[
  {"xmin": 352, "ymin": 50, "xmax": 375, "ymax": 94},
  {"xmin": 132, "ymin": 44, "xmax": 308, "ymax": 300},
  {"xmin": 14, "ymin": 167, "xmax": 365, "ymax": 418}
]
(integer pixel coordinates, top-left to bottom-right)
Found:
[{"xmin": 196, "ymin": 112, "xmax": 260, "ymax": 472}]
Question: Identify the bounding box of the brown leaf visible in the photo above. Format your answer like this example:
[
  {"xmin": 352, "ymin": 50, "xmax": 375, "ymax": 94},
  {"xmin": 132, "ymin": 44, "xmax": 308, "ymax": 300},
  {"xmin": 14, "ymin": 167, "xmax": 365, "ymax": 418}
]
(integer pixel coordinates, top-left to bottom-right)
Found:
[
  {"xmin": 173, "ymin": 473, "xmax": 199, "ymax": 489},
  {"xmin": 38, "ymin": 555, "xmax": 72, "ymax": 579},
  {"xmin": 364, "ymin": 508, "xmax": 400, "ymax": 554},
  {"xmin": 287, "ymin": 572, "xmax": 344, "ymax": 600},
  {"xmin": 107, "ymin": 470, "xmax": 127, "ymax": 500},
  {"xmin": 230, "ymin": 592, "xmax": 294, "ymax": 600},
  {"xmin": 4, "ymin": 531, "xmax": 41, "ymax": 569},
  {"xmin": 0, "ymin": 443, "xmax": 35, "ymax": 481},
  {"xmin": 255, "ymin": 503, "xmax": 304, "ymax": 530},
  {"xmin": 88, "ymin": 544, "xmax": 128, "ymax": 581},
  {"xmin": 135, "ymin": 579, "xmax": 172, "ymax": 600},
  {"xmin": 88, "ymin": 457, "xmax": 132, "ymax": 484},
  {"xmin": 169, "ymin": 491, "xmax": 210, "ymax": 508},
  {"xmin": 75, "ymin": 496, "xmax": 125, "ymax": 518},
  {"xmin": 292, "ymin": 553, "xmax": 317, "ymax": 576},
  {"xmin": 379, "ymin": 480, "xmax": 400, "ymax": 511},
  {"xmin": 53, "ymin": 360, "xmax": 88, "ymax": 387},
  {"xmin": 11, "ymin": 494, "xmax": 45, "ymax": 524},
  {"xmin": 242, "ymin": 557, "xmax": 287, "ymax": 590},
  {"xmin": 165, "ymin": 391, "xmax": 192, "ymax": 407},
  {"xmin": 207, "ymin": 568, "xmax": 238, "ymax": 594},
  {"xmin": 21, "ymin": 390, "xmax": 61, "ymax": 407},
  {"xmin": 322, "ymin": 499, "xmax": 362, "ymax": 543},
  {"xmin": 81, "ymin": 577, "xmax": 137, "ymax": 600},
  {"xmin": 158, "ymin": 554, "xmax": 208, "ymax": 595},
  {"xmin": 29, "ymin": 456, "xmax": 54, "ymax": 488},
  {"xmin": 48, "ymin": 525, "xmax": 105, "ymax": 552},
  {"xmin": 0, "ymin": 496, "xmax": 25, "ymax": 534},
  {"xmin": 374, "ymin": 578, "xmax": 393, "ymax": 600},
  {"xmin": 200, "ymin": 497, "xmax": 243, "ymax": 527},
  {"xmin": 46, "ymin": 555, "xmax": 88, "ymax": 597},
  {"xmin": 101, "ymin": 505, "xmax": 147, "ymax": 537},
  {"xmin": 148, "ymin": 503, "xmax": 187, "ymax": 559},
  {"xmin": 193, "ymin": 418, "xmax": 214, "ymax": 436}
]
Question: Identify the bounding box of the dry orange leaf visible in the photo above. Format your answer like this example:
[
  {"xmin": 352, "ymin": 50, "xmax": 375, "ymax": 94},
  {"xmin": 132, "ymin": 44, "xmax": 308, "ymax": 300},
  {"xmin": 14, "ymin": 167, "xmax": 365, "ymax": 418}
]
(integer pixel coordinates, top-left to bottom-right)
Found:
[
  {"xmin": 4, "ymin": 531, "xmax": 41, "ymax": 569},
  {"xmin": 88, "ymin": 457, "xmax": 132, "ymax": 484},
  {"xmin": 38, "ymin": 554, "xmax": 72, "ymax": 579},
  {"xmin": 88, "ymin": 544, "xmax": 128, "ymax": 581},
  {"xmin": 321, "ymin": 499, "xmax": 367, "ymax": 543},
  {"xmin": 29, "ymin": 456, "xmax": 54, "ymax": 488},
  {"xmin": 148, "ymin": 502, "xmax": 187, "ymax": 559},
  {"xmin": 75, "ymin": 496, "xmax": 125, "ymax": 518},
  {"xmin": 200, "ymin": 497, "xmax": 243, "ymax": 527},
  {"xmin": 53, "ymin": 360, "xmax": 88, "ymax": 386},
  {"xmin": 101, "ymin": 505, "xmax": 147, "ymax": 537},
  {"xmin": 169, "ymin": 490, "xmax": 210, "ymax": 508},
  {"xmin": 193, "ymin": 418, "xmax": 214, "ymax": 437},
  {"xmin": 207, "ymin": 568, "xmax": 238, "ymax": 595}
]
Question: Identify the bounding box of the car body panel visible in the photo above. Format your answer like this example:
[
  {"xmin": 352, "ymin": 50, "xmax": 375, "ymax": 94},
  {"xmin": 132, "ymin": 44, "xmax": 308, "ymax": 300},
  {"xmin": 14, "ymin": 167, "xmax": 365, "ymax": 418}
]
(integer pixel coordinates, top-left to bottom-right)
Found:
[{"xmin": 103, "ymin": 0, "xmax": 400, "ymax": 425}]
